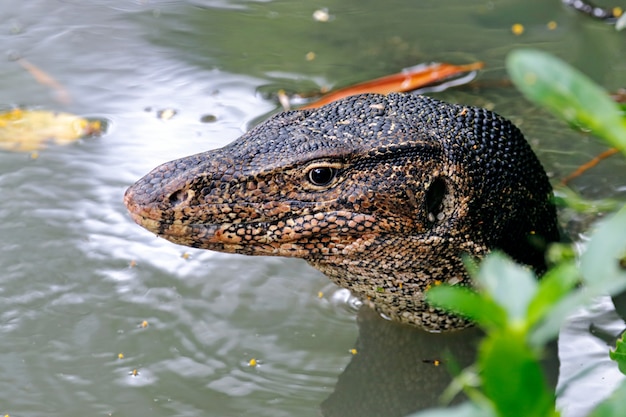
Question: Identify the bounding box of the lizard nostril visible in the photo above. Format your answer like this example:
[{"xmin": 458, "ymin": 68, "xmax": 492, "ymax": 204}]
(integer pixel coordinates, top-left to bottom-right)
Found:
[
  {"xmin": 168, "ymin": 188, "xmax": 194, "ymax": 207},
  {"xmin": 425, "ymin": 177, "xmax": 447, "ymax": 224}
]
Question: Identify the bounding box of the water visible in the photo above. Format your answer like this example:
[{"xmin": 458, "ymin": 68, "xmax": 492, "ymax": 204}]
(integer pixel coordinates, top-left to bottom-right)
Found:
[{"xmin": 1, "ymin": 1, "xmax": 625, "ymax": 416}]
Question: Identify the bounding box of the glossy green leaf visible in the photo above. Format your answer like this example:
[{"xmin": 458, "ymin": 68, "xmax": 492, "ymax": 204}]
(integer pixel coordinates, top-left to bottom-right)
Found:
[
  {"xmin": 545, "ymin": 243, "xmax": 577, "ymax": 266},
  {"xmin": 425, "ymin": 285, "xmax": 507, "ymax": 331},
  {"xmin": 529, "ymin": 289, "xmax": 588, "ymax": 347},
  {"xmin": 609, "ymin": 333, "xmax": 626, "ymax": 375},
  {"xmin": 527, "ymin": 261, "xmax": 580, "ymax": 328},
  {"xmin": 507, "ymin": 49, "xmax": 626, "ymax": 156},
  {"xmin": 480, "ymin": 331, "xmax": 556, "ymax": 417},
  {"xmin": 475, "ymin": 252, "xmax": 538, "ymax": 324},
  {"xmin": 531, "ymin": 209, "xmax": 626, "ymax": 346}
]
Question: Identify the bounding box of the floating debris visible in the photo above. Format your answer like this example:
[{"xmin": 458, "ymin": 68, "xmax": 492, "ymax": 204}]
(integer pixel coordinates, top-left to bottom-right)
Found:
[
  {"xmin": 422, "ymin": 359, "xmax": 442, "ymax": 366},
  {"xmin": 511, "ymin": 23, "xmax": 524, "ymax": 35},
  {"xmin": 312, "ymin": 8, "xmax": 330, "ymax": 22},
  {"xmin": 17, "ymin": 57, "xmax": 71, "ymax": 104},
  {"xmin": 0, "ymin": 108, "xmax": 103, "ymax": 152},
  {"xmin": 562, "ymin": 0, "xmax": 622, "ymax": 23},
  {"xmin": 200, "ymin": 114, "xmax": 217, "ymax": 123},
  {"xmin": 157, "ymin": 108, "xmax": 177, "ymax": 120},
  {"xmin": 299, "ymin": 61, "xmax": 483, "ymax": 110}
]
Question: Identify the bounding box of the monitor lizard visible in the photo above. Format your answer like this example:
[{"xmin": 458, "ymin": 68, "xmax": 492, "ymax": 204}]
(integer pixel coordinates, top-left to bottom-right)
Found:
[{"xmin": 124, "ymin": 93, "xmax": 559, "ymax": 331}]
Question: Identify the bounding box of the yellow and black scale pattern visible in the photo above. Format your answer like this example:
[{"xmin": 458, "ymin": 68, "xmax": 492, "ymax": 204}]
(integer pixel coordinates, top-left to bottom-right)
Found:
[{"xmin": 125, "ymin": 93, "xmax": 559, "ymax": 331}]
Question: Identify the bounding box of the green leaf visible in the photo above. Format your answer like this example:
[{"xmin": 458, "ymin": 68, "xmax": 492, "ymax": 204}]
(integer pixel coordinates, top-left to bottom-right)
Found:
[
  {"xmin": 526, "ymin": 261, "xmax": 580, "ymax": 329},
  {"xmin": 425, "ymin": 285, "xmax": 507, "ymax": 330},
  {"xmin": 531, "ymin": 207, "xmax": 626, "ymax": 346},
  {"xmin": 529, "ymin": 289, "xmax": 589, "ymax": 347},
  {"xmin": 507, "ymin": 49, "xmax": 626, "ymax": 156},
  {"xmin": 609, "ymin": 333, "xmax": 626, "ymax": 375},
  {"xmin": 580, "ymin": 205, "xmax": 626, "ymax": 295},
  {"xmin": 587, "ymin": 379, "xmax": 626, "ymax": 417},
  {"xmin": 480, "ymin": 331, "xmax": 556, "ymax": 417},
  {"xmin": 545, "ymin": 243, "xmax": 577, "ymax": 266},
  {"xmin": 475, "ymin": 252, "xmax": 538, "ymax": 324}
]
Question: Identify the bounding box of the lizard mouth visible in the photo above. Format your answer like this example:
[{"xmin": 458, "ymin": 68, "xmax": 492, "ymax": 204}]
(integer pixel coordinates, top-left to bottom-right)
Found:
[
  {"xmin": 125, "ymin": 195, "xmax": 250, "ymax": 252},
  {"xmin": 124, "ymin": 186, "xmax": 379, "ymax": 258}
]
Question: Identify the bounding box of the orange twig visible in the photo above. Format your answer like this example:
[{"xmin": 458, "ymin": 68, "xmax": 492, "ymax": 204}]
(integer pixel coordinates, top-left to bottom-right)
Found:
[
  {"xmin": 300, "ymin": 61, "xmax": 484, "ymax": 110},
  {"xmin": 560, "ymin": 147, "xmax": 620, "ymax": 185},
  {"xmin": 17, "ymin": 58, "xmax": 71, "ymax": 105}
]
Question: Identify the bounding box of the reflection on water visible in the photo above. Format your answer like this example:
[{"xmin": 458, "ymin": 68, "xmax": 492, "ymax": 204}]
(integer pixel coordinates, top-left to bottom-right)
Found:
[
  {"xmin": 0, "ymin": 1, "xmax": 625, "ymax": 417},
  {"xmin": 323, "ymin": 308, "xmax": 483, "ymax": 417},
  {"xmin": 326, "ymin": 307, "xmax": 561, "ymax": 417}
]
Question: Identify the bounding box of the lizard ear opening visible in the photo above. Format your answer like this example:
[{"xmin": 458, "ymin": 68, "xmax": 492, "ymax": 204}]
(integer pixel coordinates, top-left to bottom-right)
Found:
[{"xmin": 425, "ymin": 177, "xmax": 447, "ymax": 224}]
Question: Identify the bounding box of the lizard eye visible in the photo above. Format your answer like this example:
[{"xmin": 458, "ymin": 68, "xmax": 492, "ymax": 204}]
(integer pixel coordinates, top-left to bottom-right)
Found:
[{"xmin": 307, "ymin": 166, "xmax": 337, "ymax": 187}]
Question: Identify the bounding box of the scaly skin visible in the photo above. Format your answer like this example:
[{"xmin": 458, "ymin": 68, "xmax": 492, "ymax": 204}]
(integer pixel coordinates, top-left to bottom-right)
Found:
[{"xmin": 124, "ymin": 93, "xmax": 559, "ymax": 331}]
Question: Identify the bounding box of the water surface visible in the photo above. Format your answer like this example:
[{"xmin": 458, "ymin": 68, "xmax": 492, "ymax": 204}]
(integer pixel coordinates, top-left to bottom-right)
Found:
[{"xmin": 1, "ymin": 1, "xmax": 625, "ymax": 416}]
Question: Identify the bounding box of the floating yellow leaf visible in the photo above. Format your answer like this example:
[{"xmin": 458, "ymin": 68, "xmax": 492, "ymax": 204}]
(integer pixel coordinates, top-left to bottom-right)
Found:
[{"xmin": 0, "ymin": 108, "xmax": 103, "ymax": 152}]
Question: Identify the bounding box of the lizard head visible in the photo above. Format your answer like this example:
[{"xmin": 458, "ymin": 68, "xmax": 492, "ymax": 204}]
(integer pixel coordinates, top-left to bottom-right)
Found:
[{"xmin": 124, "ymin": 93, "xmax": 558, "ymax": 330}]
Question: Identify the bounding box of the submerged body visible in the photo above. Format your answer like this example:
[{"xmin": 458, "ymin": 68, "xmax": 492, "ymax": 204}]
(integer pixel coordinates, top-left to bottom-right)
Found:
[{"xmin": 124, "ymin": 93, "xmax": 559, "ymax": 331}]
